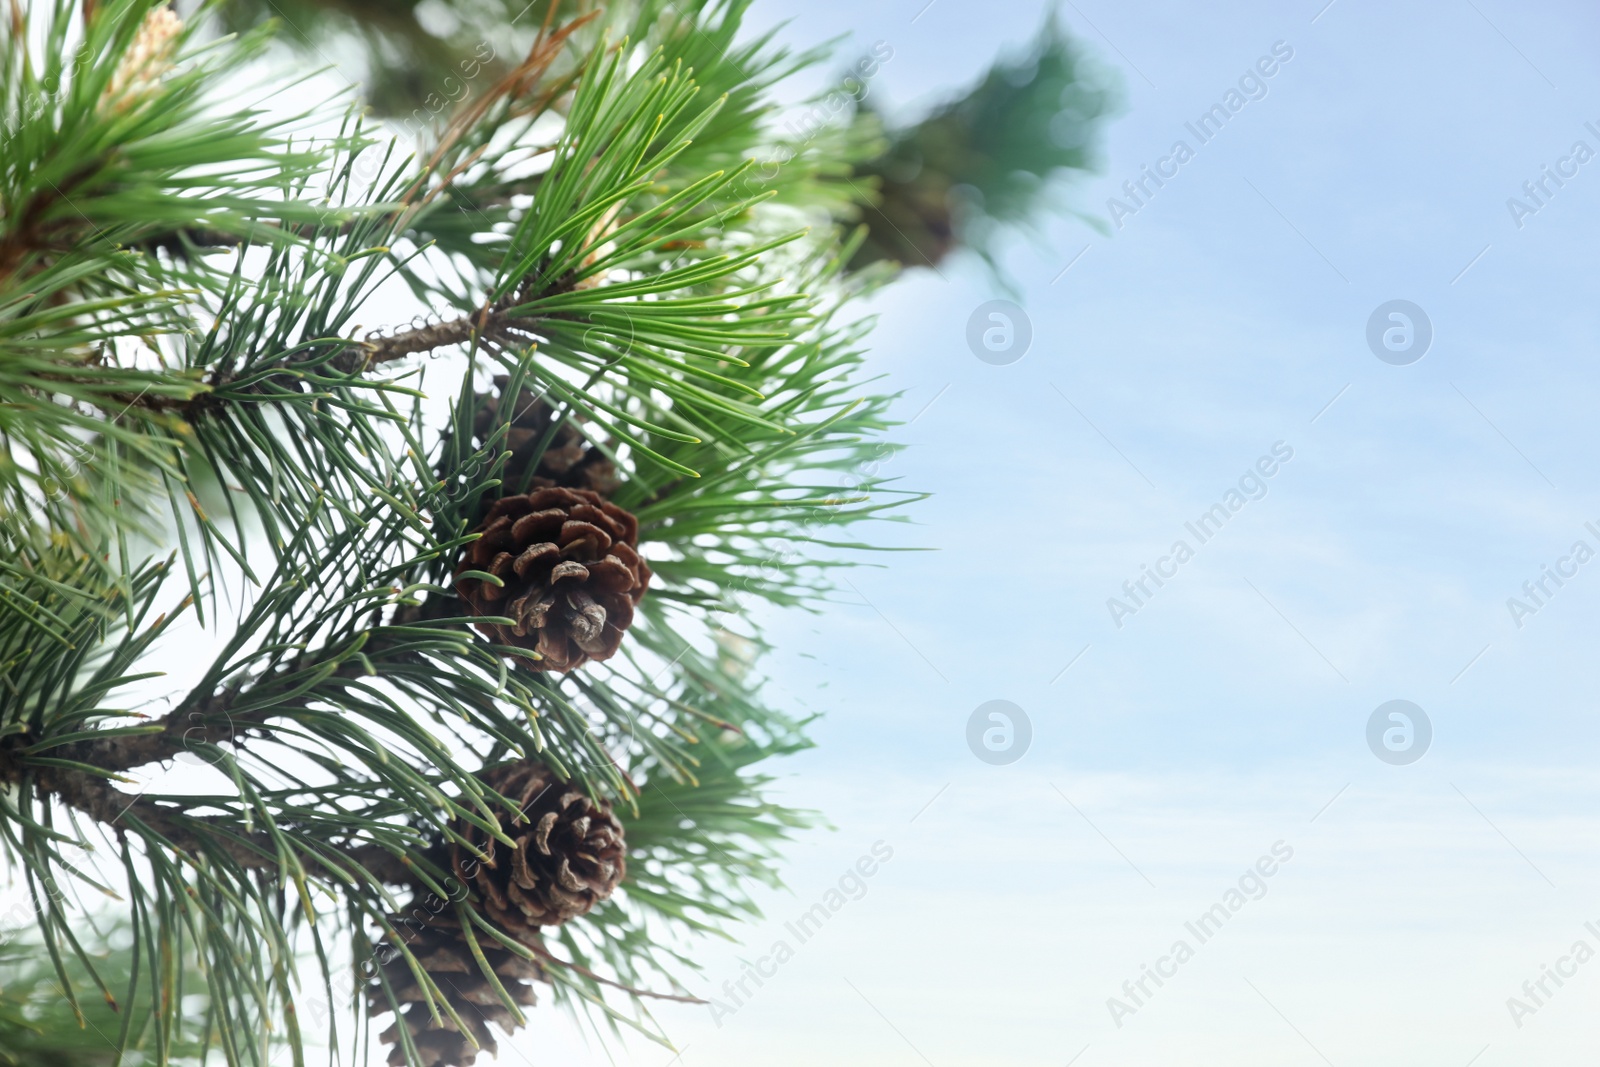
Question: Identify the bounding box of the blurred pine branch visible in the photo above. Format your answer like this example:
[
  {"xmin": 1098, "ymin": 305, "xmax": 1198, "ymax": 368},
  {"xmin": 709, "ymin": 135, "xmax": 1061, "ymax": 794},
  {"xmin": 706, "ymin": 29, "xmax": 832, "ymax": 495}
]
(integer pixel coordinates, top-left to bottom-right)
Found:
[{"xmin": 849, "ymin": 15, "xmax": 1120, "ymax": 276}]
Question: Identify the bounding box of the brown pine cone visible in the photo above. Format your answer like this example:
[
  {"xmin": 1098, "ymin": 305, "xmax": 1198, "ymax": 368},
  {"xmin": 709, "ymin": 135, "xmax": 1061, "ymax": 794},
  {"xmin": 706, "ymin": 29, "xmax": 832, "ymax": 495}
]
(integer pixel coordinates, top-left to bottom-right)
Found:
[
  {"xmin": 453, "ymin": 760, "xmax": 626, "ymax": 938},
  {"xmin": 475, "ymin": 377, "xmax": 619, "ymax": 497},
  {"xmin": 455, "ymin": 486, "xmax": 651, "ymax": 672},
  {"xmin": 368, "ymin": 912, "xmax": 545, "ymax": 1067}
]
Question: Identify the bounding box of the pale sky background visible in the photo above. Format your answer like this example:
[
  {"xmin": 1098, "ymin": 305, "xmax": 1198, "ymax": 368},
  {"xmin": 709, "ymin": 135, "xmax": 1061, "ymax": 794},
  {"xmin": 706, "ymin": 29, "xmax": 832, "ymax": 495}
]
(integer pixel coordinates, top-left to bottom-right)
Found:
[
  {"xmin": 556, "ymin": 1, "xmax": 1600, "ymax": 1065},
  {"xmin": 26, "ymin": 1, "xmax": 1600, "ymax": 1064}
]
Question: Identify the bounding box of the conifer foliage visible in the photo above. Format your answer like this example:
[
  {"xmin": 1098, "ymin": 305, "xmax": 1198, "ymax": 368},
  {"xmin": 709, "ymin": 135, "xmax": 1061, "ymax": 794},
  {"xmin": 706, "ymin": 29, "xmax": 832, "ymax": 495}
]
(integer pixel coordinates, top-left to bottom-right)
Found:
[
  {"xmin": 0, "ymin": 0, "xmax": 913, "ymax": 1062},
  {"xmin": 0, "ymin": 0, "xmax": 1110, "ymax": 1063}
]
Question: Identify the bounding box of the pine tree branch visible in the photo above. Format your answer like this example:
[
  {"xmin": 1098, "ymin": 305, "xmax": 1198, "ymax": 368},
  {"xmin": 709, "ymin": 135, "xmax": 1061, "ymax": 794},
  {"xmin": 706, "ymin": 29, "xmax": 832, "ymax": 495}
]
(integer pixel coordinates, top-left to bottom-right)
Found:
[
  {"xmin": 353, "ymin": 310, "xmax": 489, "ymax": 370},
  {"xmin": 31, "ymin": 765, "xmax": 278, "ymax": 870},
  {"xmin": 349, "ymin": 296, "xmax": 568, "ymax": 371},
  {"xmin": 0, "ymin": 713, "xmax": 407, "ymax": 881},
  {"xmin": 1, "ymin": 3, "xmax": 917, "ymax": 1058},
  {"xmin": 50, "ymin": 690, "xmax": 239, "ymax": 775},
  {"xmin": 26, "ymin": 760, "xmax": 417, "ymax": 886}
]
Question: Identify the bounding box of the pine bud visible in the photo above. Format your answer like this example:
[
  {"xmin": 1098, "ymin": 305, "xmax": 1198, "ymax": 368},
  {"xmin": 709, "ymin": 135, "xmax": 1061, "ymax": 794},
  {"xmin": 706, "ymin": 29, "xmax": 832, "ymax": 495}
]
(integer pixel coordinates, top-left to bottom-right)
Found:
[{"xmin": 102, "ymin": 5, "xmax": 182, "ymax": 114}]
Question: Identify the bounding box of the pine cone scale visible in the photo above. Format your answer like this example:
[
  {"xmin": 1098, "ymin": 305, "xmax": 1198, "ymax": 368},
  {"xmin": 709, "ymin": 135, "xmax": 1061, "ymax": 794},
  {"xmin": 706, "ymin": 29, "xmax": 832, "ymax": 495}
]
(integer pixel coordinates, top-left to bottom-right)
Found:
[
  {"xmin": 369, "ymin": 915, "xmax": 545, "ymax": 1067},
  {"xmin": 513, "ymin": 542, "xmax": 559, "ymax": 576},
  {"xmin": 453, "ymin": 761, "xmax": 626, "ymax": 934},
  {"xmin": 457, "ymin": 486, "xmax": 650, "ymax": 672},
  {"xmin": 473, "ymin": 379, "xmax": 622, "ymax": 496}
]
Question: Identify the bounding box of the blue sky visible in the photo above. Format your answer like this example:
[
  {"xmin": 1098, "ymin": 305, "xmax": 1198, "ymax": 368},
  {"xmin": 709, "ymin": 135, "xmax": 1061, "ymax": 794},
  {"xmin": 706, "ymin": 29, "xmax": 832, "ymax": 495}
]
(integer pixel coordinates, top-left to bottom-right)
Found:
[
  {"xmin": 741, "ymin": 0, "xmax": 1600, "ymax": 776},
  {"xmin": 534, "ymin": 2, "xmax": 1600, "ymax": 1065}
]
